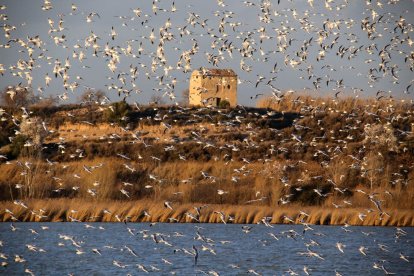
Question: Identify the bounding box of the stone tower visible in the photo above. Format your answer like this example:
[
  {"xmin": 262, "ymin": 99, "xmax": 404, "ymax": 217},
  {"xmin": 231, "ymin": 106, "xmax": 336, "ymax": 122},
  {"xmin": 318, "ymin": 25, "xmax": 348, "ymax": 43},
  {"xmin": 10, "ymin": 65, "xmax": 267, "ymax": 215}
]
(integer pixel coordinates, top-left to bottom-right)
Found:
[{"xmin": 189, "ymin": 68, "xmax": 237, "ymax": 107}]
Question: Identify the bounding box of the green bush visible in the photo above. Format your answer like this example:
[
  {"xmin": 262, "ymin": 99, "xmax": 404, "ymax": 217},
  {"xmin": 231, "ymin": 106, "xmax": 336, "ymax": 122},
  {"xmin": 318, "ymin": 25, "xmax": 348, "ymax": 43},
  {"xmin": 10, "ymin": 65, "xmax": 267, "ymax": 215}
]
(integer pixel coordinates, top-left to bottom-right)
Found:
[
  {"xmin": 0, "ymin": 120, "xmax": 15, "ymax": 148},
  {"xmin": 219, "ymin": 100, "xmax": 230, "ymax": 109},
  {"xmin": 9, "ymin": 134, "xmax": 28, "ymax": 159},
  {"xmin": 104, "ymin": 101, "xmax": 131, "ymax": 126}
]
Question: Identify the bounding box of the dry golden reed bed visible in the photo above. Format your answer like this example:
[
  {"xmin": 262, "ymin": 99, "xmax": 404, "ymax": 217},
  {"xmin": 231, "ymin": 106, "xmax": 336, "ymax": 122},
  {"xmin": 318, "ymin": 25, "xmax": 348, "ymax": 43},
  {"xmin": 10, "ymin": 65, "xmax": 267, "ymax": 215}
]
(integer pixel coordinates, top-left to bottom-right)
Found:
[{"xmin": 1, "ymin": 199, "xmax": 413, "ymax": 226}]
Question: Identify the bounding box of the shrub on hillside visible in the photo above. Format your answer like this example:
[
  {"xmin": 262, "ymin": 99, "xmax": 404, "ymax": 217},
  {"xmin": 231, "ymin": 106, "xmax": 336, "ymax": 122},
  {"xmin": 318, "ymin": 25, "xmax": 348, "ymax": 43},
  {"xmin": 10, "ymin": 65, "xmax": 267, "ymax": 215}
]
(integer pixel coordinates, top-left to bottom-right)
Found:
[
  {"xmin": 219, "ymin": 100, "xmax": 230, "ymax": 109},
  {"xmin": 104, "ymin": 101, "xmax": 131, "ymax": 126},
  {"xmin": 9, "ymin": 134, "xmax": 28, "ymax": 158},
  {"xmin": 0, "ymin": 119, "xmax": 15, "ymax": 148}
]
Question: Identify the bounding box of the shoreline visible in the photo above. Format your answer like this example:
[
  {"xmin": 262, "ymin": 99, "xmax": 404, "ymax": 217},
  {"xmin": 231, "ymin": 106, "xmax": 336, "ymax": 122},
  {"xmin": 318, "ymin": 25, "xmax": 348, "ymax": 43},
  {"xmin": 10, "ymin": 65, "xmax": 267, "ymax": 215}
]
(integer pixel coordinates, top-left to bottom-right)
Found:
[{"xmin": 1, "ymin": 199, "xmax": 413, "ymax": 226}]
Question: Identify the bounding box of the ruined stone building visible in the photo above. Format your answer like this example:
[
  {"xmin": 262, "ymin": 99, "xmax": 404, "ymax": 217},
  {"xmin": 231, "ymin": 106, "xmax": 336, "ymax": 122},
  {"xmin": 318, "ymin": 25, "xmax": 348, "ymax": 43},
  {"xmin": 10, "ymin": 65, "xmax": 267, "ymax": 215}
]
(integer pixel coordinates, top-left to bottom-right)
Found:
[{"xmin": 189, "ymin": 68, "xmax": 237, "ymax": 107}]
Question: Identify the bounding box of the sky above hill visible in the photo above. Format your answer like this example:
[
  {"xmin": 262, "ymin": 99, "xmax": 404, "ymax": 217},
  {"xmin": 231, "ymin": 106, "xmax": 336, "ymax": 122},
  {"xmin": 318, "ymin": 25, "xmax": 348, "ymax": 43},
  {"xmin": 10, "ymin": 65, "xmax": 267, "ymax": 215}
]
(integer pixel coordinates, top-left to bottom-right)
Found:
[{"xmin": 0, "ymin": 0, "xmax": 413, "ymax": 106}]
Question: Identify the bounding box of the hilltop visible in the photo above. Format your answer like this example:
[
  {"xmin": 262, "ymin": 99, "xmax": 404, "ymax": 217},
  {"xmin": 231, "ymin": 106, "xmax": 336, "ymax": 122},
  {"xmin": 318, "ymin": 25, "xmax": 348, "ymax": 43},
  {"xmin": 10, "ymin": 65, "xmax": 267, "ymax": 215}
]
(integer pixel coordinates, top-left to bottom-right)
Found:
[{"xmin": 0, "ymin": 96, "xmax": 413, "ymax": 225}]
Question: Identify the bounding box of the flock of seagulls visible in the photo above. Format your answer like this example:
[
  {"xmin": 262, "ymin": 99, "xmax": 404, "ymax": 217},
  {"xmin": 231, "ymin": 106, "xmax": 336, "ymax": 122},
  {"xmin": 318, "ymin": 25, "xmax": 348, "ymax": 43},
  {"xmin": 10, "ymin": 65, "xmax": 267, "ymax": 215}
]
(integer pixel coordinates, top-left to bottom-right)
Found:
[
  {"xmin": 0, "ymin": 221, "xmax": 412, "ymax": 275},
  {"xmin": 0, "ymin": 0, "xmax": 413, "ymax": 275},
  {"xmin": 0, "ymin": 0, "xmax": 412, "ymax": 104}
]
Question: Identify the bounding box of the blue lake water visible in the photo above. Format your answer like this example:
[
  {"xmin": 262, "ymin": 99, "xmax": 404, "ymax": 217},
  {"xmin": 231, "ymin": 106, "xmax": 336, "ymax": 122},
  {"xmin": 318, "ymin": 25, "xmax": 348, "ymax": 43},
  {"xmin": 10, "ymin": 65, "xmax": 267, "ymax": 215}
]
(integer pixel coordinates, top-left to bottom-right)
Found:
[{"xmin": 0, "ymin": 222, "xmax": 412, "ymax": 275}]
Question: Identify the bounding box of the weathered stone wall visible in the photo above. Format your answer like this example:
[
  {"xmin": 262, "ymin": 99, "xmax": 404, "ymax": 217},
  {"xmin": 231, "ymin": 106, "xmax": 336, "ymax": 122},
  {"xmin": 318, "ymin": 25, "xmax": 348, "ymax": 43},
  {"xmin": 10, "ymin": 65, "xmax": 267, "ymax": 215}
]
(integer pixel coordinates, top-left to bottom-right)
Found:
[
  {"xmin": 189, "ymin": 70, "xmax": 237, "ymax": 107},
  {"xmin": 189, "ymin": 71, "xmax": 202, "ymax": 106}
]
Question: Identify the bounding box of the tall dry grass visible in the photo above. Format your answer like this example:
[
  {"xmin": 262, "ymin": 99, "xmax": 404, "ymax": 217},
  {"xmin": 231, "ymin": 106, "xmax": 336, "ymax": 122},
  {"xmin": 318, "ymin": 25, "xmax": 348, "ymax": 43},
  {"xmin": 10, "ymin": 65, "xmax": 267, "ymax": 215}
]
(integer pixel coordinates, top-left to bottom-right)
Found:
[
  {"xmin": 257, "ymin": 93, "xmax": 413, "ymax": 114},
  {"xmin": 1, "ymin": 154, "xmax": 413, "ymax": 209},
  {"xmin": 1, "ymin": 198, "xmax": 413, "ymax": 226}
]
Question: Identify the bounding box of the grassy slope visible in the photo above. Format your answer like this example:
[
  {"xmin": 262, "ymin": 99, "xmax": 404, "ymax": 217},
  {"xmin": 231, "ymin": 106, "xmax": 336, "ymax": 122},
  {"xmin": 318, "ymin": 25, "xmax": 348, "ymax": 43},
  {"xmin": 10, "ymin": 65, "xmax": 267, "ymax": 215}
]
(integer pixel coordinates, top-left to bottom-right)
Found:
[{"xmin": 0, "ymin": 97, "xmax": 413, "ymax": 225}]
